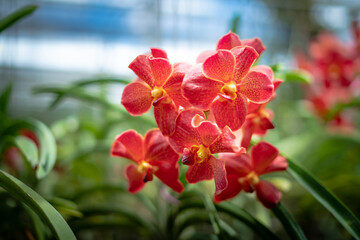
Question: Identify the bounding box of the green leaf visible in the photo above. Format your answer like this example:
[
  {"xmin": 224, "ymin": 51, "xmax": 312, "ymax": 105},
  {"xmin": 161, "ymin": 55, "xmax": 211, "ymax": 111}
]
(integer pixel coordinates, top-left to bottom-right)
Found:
[
  {"xmin": 288, "ymin": 159, "xmax": 360, "ymax": 239},
  {"xmin": 0, "ymin": 169, "xmax": 76, "ymax": 240},
  {"xmin": 0, "ymin": 83, "xmax": 12, "ymax": 115},
  {"xmin": 14, "ymin": 135, "xmax": 39, "ymax": 168},
  {"xmin": 230, "ymin": 14, "xmax": 240, "ymax": 34},
  {"xmin": 216, "ymin": 202, "xmax": 280, "ymax": 240},
  {"xmin": 2, "ymin": 119, "xmax": 57, "ymax": 179},
  {"xmin": 279, "ymin": 70, "xmax": 313, "ymax": 84},
  {"xmin": 0, "ymin": 5, "xmax": 37, "ymax": 33},
  {"xmin": 272, "ymin": 202, "xmax": 307, "ymax": 240}
]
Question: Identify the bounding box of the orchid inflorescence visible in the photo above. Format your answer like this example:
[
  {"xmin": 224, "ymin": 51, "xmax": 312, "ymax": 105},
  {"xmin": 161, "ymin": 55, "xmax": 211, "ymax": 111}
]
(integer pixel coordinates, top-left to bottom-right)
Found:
[
  {"xmin": 111, "ymin": 31, "xmax": 288, "ymax": 209},
  {"xmin": 296, "ymin": 23, "xmax": 360, "ymax": 132}
]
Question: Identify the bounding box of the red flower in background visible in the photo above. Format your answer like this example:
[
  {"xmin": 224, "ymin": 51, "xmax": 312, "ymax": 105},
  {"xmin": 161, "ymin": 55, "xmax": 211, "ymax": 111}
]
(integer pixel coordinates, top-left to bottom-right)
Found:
[
  {"xmin": 182, "ymin": 47, "xmax": 274, "ymax": 131},
  {"xmin": 168, "ymin": 109, "xmax": 243, "ymax": 194},
  {"xmin": 111, "ymin": 129, "xmax": 184, "ymax": 193},
  {"xmin": 215, "ymin": 142, "xmax": 287, "ymax": 209},
  {"xmin": 121, "ymin": 48, "xmax": 191, "ymax": 136},
  {"xmin": 296, "ymin": 30, "xmax": 360, "ymax": 131}
]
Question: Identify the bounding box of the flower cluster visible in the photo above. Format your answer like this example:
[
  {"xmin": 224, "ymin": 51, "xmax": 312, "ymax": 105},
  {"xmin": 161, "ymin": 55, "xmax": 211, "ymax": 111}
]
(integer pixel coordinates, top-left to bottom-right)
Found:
[
  {"xmin": 296, "ymin": 24, "xmax": 360, "ymax": 132},
  {"xmin": 111, "ymin": 32, "xmax": 287, "ymax": 208}
]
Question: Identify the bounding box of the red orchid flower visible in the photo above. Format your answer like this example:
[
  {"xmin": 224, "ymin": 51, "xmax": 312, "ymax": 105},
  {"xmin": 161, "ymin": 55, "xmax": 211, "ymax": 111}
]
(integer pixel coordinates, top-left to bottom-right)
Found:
[
  {"xmin": 214, "ymin": 142, "xmax": 287, "ymax": 209},
  {"xmin": 197, "ymin": 31, "xmax": 266, "ymax": 63},
  {"xmin": 241, "ymin": 78, "xmax": 283, "ymax": 149},
  {"xmin": 168, "ymin": 109, "xmax": 243, "ymax": 194},
  {"xmin": 121, "ymin": 48, "xmax": 191, "ymax": 135},
  {"xmin": 111, "ymin": 129, "xmax": 184, "ymax": 193},
  {"xmin": 183, "ymin": 49, "xmax": 274, "ymax": 131}
]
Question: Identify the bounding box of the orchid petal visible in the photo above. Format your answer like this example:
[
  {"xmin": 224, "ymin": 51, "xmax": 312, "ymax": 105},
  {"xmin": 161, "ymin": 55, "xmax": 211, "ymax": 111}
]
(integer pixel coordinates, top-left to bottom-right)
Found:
[
  {"xmin": 231, "ymin": 46, "xmax": 259, "ymax": 83},
  {"xmin": 182, "ymin": 65, "xmax": 223, "ymax": 110},
  {"xmin": 129, "ymin": 55, "xmax": 154, "ymax": 87},
  {"xmin": 255, "ymin": 180, "xmax": 282, "ymax": 209},
  {"xmin": 152, "ymin": 161, "xmax": 184, "ymax": 193},
  {"xmin": 214, "ymin": 174, "xmax": 243, "ymax": 202},
  {"xmin": 241, "ymin": 37, "xmax": 266, "ymax": 55},
  {"xmin": 168, "ymin": 109, "xmax": 204, "ymax": 153},
  {"xmin": 220, "ymin": 152, "xmax": 252, "ymax": 176},
  {"xmin": 150, "ymin": 48, "xmax": 168, "ymax": 59},
  {"xmin": 262, "ymin": 156, "xmax": 288, "ymax": 174},
  {"xmin": 251, "ymin": 65, "xmax": 274, "ymax": 82},
  {"xmin": 203, "ymin": 50, "xmax": 235, "ymax": 82},
  {"xmin": 216, "ymin": 31, "xmax": 242, "ymax": 50},
  {"xmin": 196, "ymin": 50, "xmax": 216, "ymax": 63},
  {"xmin": 163, "ymin": 62, "xmax": 192, "ymax": 108},
  {"xmin": 193, "ymin": 120, "xmax": 221, "ymax": 147},
  {"xmin": 210, "ymin": 126, "xmax": 240, "ymax": 153},
  {"xmin": 211, "ymin": 93, "xmax": 248, "ymax": 131},
  {"xmin": 125, "ymin": 164, "xmax": 146, "ymax": 193},
  {"xmin": 121, "ymin": 81, "xmax": 153, "ymax": 116},
  {"xmin": 148, "ymin": 56, "xmax": 173, "ymax": 86},
  {"xmin": 185, "ymin": 159, "xmax": 213, "ymax": 183},
  {"xmin": 209, "ymin": 156, "xmax": 228, "ymax": 194},
  {"xmin": 251, "ymin": 142, "xmax": 279, "ymax": 174},
  {"xmin": 153, "ymin": 96, "xmax": 178, "ymax": 136},
  {"xmin": 144, "ymin": 129, "xmax": 179, "ymax": 163},
  {"xmin": 111, "ymin": 130, "xmax": 144, "ymax": 163},
  {"xmin": 238, "ymin": 70, "xmax": 274, "ymax": 104}
]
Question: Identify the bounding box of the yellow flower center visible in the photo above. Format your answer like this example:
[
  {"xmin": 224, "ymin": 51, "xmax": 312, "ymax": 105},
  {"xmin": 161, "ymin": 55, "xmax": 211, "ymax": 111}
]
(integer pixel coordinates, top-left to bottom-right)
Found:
[
  {"xmin": 245, "ymin": 171, "xmax": 260, "ymax": 186},
  {"xmin": 137, "ymin": 161, "xmax": 151, "ymax": 173},
  {"xmin": 220, "ymin": 82, "xmax": 237, "ymax": 100},
  {"xmin": 193, "ymin": 144, "xmax": 211, "ymax": 163},
  {"xmin": 151, "ymin": 87, "xmax": 165, "ymax": 100}
]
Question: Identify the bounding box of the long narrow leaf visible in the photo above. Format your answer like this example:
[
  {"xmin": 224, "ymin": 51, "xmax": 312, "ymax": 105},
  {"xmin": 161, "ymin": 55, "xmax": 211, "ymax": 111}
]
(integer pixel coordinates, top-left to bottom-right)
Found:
[
  {"xmin": 288, "ymin": 159, "xmax": 360, "ymax": 239},
  {"xmin": 272, "ymin": 202, "xmax": 307, "ymax": 240},
  {"xmin": 0, "ymin": 170, "xmax": 76, "ymax": 240},
  {"xmin": 0, "ymin": 5, "xmax": 37, "ymax": 33},
  {"xmin": 0, "ymin": 83, "xmax": 12, "ymax": 115},
  {"xmin": 202, "ymin": 194, "xmax": 221, "ymax": 236}
]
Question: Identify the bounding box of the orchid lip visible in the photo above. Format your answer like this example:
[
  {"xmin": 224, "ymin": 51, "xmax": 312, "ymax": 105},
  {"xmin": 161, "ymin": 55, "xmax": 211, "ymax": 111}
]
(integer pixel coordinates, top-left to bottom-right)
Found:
[
  {"xmin": 194, "ymin": 144, "xmax": 211, "ymax": 163},
  {"xmin": 239, "ymin": 171, "xmax": 260, "ymax": 186},
  {"xmin": 220, "ymin": 82, "xmax": 237, "ymax": 100},
  {"xmin": 137, "ymin": 161, "xmax": 151, "ymax": 173},
  {"xmin": 151, "ymin": 87, "xmax": 165, "ymax": 99}
]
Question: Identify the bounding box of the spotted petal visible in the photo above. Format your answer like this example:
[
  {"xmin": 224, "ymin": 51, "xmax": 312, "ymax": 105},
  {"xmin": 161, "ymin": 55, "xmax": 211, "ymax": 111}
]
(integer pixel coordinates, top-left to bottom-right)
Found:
[
  {"xmin": 241, "ymin": 37, "xmax": 266, "ymax": 55},
  {"xmin": 231, "ymin": 46, "xmax": 259, "ymax": 83},
  {"xmin": 209, "ymin": 156, "xmax": 228, "ymax": 194},
  {"xmin": 216, "ymin": 31, "xmax": 242, "ymax": 50},
  {"xmin": 210, "ymin": 93, "xmax": 248, "ymax": 131},
  {"xmin": 149, "ymin": 57, "xmax": 173, "ymax": 87},
  {"xmin": 209, "ymin": 126, "xmax": 241, "ymax": 153},
  {"xmin": 163, "ymin": 62, "xmax": 192, "ymax": 108},
  {"xmin": 196, "ymin": 50, "xmax": 216, "ymax": 63},
  {"xmin": 203, "ymin": 50, "xmax": 235, "ymax": 82},
  {"xmin": 153, "ymin": 96, "xmax": 178, "ymax": 136},
  {"xmin": 121, "ymin": 81, "xmax": 153, "ymax": 116},
  {"xmin": 129, "ymin": 55, "xmax": 155, "ymax": 88},
  {"xmin": 168, "ymin": 109, "xmax": 204, "ymax": 153},
  {"xmin": 237, "ymin": 70, "xmax": 274, "ymax": 104},
  {"xmin": 150, "ymin": 48, "xmax": 168, "ymax": 59},
  {"xmin": 182, "ymin": 64, "xmax": 223, "ymax": 110},
  {"xmin": 186, "ymin": 159, "xmax": 214, "ymax": 183}
]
